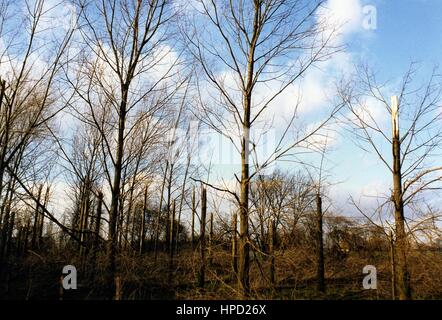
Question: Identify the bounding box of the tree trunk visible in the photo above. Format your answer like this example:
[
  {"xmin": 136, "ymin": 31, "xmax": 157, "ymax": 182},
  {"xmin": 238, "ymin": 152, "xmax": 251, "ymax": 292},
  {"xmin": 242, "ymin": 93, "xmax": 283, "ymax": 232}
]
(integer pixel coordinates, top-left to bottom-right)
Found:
[
  {"xmin": 117, "ymin": 184, "xmax": 125, "ymax": 248},
  {"xmin": 39, "ymin": 186, "xmax": 50, "ymax": 248},
  {"xmin": 127, "ymin": 160, "xmax": 142, "ymax": 250},
  {"xmin": 191, "ymin": 187, "xmax": 195, "ymax": 250},
  {"xmin": 16, "ymin": 226, "xmax": 23, "ymax": 256},
  {"xmin": 391, "ymin": 97, "xmax": 411, "ymax": 300},
  {"xmin": 0, "ymin": 179, "xmax": 14, "ymax": 264},
  {"xmin": 106, "ymin": 89, "xmax": 128, "ymax": 300},
  {"xmin": 0, "ymin": 79, "xmax": 8, "ymax": 201},
  {"xmin": 176, "ymin": 156, "xmax": 191, "ymax": 252},
  {"xmin": 22, "ymin": 218, "xmax": 30, "ymax": 257},
  {"xmin": 165, "ymin": 163, "xmax": 174, "ymax": 251},
  {"xmin": 268, "ymin": 217, "xmax": 276, "ymax": 288},
  {"xmin": 208, "ymin": 211, "xmax": 213, "ymax": 266},
  {"xmin": 94, "ymin": 192, "xmax": 103, "ymax": 251},
  {"xmin": 115, "ymin": 276, "xmax": 122, "ymax": 300},
  {"xmin": 0, "ymin": 202, "xmax": 10, "ymax": 265},
  {"xmin": 389, "ymin": 230, "xmax": 396, "ymax": 300},
  {"xmin": 238, "ymin": 120, "xmax": 250, "ymax": 296},
  {"xmin": 139, "ymin": 185, "xmax": 148, "ymax": 255},
  {"xmin": 5, "ymin": 211, "xmax": 15, "ymax": 260},
  {"xmin": 198, "ymin": 186, "xmax": 207, "ymax": 288},
  {"xmin": 168, "ymin": 199, "xmax": 176, "ymax": 281},
  {"xmin": 31, "ymin": 185, "xmax": 43, "ymax": 249},
  {"xmin": 90, "ymin": 192, "xmax": 103, "ymax": 281},
  {"xmin": 154, "ymin": 161, "xmax": 168, "ymax": 262},
  {"xmin": 316, "ymin": 193, "xmax": 325, "ymax": 293},
  {"xmin": 237, "ymin": 2, "xmax": 260, "ymax": 297},
  {"xmin": 232, "ymin": 212, "xmax": 238, "ymax": 277}
]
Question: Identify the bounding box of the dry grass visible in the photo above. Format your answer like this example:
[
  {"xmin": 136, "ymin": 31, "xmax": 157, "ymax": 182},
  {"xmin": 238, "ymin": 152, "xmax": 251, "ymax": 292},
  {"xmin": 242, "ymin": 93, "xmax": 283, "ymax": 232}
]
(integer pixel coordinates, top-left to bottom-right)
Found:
[{"xmin": 2, "ymin": 246, "xmax": 442, "ymax": 300}]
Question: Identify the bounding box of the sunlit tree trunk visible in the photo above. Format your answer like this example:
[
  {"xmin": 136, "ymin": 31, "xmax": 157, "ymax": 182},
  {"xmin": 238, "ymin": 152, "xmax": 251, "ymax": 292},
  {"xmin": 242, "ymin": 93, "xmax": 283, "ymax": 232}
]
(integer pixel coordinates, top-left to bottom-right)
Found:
[{"xmin": 391, "ymin": 98, "xmax": 411, "ymax": 300}]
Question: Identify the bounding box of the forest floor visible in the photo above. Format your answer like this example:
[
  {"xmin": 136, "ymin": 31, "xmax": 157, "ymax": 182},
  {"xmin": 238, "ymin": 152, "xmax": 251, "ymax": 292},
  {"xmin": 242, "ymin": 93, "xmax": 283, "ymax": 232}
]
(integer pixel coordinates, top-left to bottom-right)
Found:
[{"xmin": 1, "ymin": 246, "xmax": 442, "ymax": 300}]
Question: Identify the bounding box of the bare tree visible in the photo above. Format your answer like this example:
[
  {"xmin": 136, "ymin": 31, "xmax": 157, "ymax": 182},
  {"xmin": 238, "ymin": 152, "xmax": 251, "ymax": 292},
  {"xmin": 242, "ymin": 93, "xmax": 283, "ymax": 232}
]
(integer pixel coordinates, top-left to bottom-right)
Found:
[
  {"xmin": 185, "ymin": 0, "xmax": 341, "ymax": 296},
  {"xmin": 341, "ymin": 64, "xmax": 442, "ymax": 300},
  {"xmin": 69, "ymin": 0, "xmax": 182, "ymax": 298},
  {"xmin": 0, "ymin": 0, "xmax": 74, "ymax": 199},
  {"xmin": 0, "ymin": 1, "xmax": 78, "ymax": 273}
]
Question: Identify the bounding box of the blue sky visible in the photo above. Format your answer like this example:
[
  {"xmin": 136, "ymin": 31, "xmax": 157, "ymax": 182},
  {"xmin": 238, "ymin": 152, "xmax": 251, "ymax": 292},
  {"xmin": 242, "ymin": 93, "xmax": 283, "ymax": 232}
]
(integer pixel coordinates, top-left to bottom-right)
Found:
[{"xmin": 346, "ymin": 1, "xmax": 442, "ymax": 78}]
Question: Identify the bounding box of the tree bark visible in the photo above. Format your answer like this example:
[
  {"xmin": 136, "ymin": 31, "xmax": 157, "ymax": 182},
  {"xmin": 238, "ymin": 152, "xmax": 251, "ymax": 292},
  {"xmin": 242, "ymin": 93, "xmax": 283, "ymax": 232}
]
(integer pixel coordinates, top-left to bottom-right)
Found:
[
  {"xmin": 232, "ymin": 212, "xmax": 238, "ymax": 277},
  {"xmin": 268, "ymin": 217, "xmax": 276, "ymax": 288},
  {"xmin": 154, "ymin": 161, "xmax": 168, "ymax": 262},
  {"xmin": 168, "ymin": 200, "xmax": 176, "ymax": 282},
  {"xmin": 389, "ymin": 230, "xmax": 396, "ymax": 300},
  {"xmin": 237, "ymin": 2, "xmax": 260, "ymax": 296},
  {"xmin": 191, "ymin": 187, "xmax": 196, "ymax": 250},
  {"xmin": 165, "ymin": 163, "xmax": 174, "ymax": 251},
  {"xmin": 208, "ymin": 211, "xmax": 213, "ymax": 266},
  {"xmin": 106, "ymin": 88, "xmax": 128, "ymax": 300},
  {"xmin": 139, "ymin": 185, "xmax": 148, "ymax": 255},
  {"xmin": 5, "ymin": 211, "xmax": 15, "ymax": 261},
  {"xmin": 22, "ymin": 218, "xmax": 30, "ymax": 257},
  {"xmin": 38, "ymin": 186, "xmax": 50, "ymax": 249},
  {"xmin": 391, "ymin": 98, "xmax": 411, "ymax": 300},
  {"xmin": 316, "ymin": 193, "xmax": 325, "ymax": 293},
  {"xmin": 0, "ymin": 177, "xmax": 14, "ymax": 264},
  {"xmin": 127, "ymin": 159, "xmax": 142, "ymax": 250},
  {"xmin": 31, "ymin": 185, "xmax": 43, "ymax": 249},
  {"xmin": 238, "ymin": 73, "xmax": 251, "ymax": 298},
  {"xmin": 176, "ymin": 156, "xmax": 191, "ymax": 252},
  {"xmin": 198, "ymin": 186, "xmax": 207, "ymax": 288},
  {"xmin": 0, "ymin": 79, "xmax": 8, "ymax": 202},
  {"xmin": 90, "ymin": 191, "xmax": 103, "ymax": 281}
]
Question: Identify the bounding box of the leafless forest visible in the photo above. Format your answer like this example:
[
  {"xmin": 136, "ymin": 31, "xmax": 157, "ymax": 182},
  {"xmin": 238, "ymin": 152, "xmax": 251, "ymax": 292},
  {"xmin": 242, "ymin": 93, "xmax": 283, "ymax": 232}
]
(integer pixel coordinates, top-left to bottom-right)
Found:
[{"xmin": 0, "ymin": 0, "xmax": 442, "ymax": 300}]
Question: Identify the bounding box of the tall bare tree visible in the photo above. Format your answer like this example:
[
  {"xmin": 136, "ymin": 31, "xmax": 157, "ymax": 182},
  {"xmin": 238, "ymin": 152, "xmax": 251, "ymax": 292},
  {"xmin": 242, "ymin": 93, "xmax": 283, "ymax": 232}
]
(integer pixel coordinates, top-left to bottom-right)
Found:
[
  {"xmin": 341, "ymin": 64, "xmax": 442, "ymax": 300},
  {"xmin": 69, "ymin": 0, "xmax": 182, "ymax": 298},
  {"xmin": 185, "ymin": 0, "xmax": 340, "ymax": 296}
]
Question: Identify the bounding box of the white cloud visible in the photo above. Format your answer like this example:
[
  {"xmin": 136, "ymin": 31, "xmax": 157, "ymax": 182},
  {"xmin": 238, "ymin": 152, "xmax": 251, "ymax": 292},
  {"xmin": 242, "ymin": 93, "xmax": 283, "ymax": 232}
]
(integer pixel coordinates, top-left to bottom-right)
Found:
[
  {"xmin": 302, "ymin": 120, "xmax": 340, "ymax": 150},
  {"xmin": 173, "ymin": 0, "xmax": 210, "ymax": 15},
  {"xmin": 347, "ymin": 94, "xmax": 389, "ymax": 131},
  {"xmin": 319, "ymin": 0, "xmax": 364, "ymax": 39}
]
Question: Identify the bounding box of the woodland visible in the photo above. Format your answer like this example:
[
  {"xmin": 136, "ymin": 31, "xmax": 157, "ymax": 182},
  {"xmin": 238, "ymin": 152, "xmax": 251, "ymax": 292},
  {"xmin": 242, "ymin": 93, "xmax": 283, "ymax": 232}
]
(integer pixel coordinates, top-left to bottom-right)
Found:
[{"xmin": 0, "ymin": 0, "xmax": 442, "ymax": 300}]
